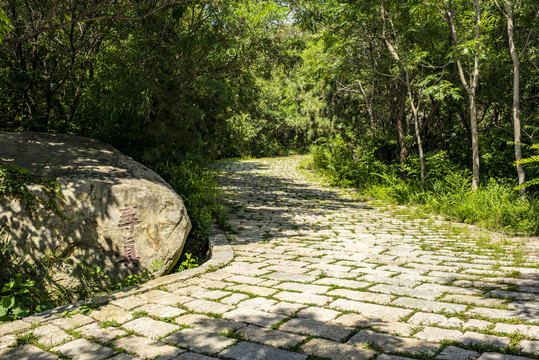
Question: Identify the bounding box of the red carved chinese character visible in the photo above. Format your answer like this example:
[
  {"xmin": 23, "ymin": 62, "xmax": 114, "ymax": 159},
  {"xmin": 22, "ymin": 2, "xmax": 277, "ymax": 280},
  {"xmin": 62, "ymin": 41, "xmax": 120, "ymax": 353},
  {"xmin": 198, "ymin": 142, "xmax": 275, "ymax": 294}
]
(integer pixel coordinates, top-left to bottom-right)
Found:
[{"xmin": 118, "ymin": 206, "xmax": 140, "ymax": 235}]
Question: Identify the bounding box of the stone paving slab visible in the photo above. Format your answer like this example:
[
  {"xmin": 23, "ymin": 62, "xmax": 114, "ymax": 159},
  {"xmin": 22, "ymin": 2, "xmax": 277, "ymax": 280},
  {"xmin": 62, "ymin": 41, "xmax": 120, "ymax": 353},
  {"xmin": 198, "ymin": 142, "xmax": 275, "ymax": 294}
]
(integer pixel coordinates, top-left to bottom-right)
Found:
[
  {"xmin": 52, "ymin": 338, "xmax": 116, "ymax": 360},
  {"xmin": 76, "ymin": 322, "xmax": 127, "ymax": 343},
  {"xmin": 122, "ymin": 317, "xmax": 179, "ymax": 339},
  {"xmin": 223, "ymin": 308, "xmax": 286, "ymax": 328},
  {"xmin": 164, "ymin": 329, "xmax": 236, "ymax": 355},
  {"xmin": 436, "ymin": 346, "xmax": 479, "ymax": 360},
  {"xmin": 348, "ymin": 329, "xmax": 439, "ymax": 355},
  {"xmin": 175, "ymin": 314, "xmax": 246, "ymax": 333},
  {"xmin": 113, "ymin": 335, "xmax": 183, "ymax": 359},
  {"xmin": 238, "ymin": 324, "xmax": 306, "ymax": 348},
  {"xmin": 0, "ymin": 344, "xmax": 59, "ymax": 359},
  {"xmin": 4, "ymin": 156, "xmax": 538, "ymax": 360},
  {"xmin": 301, "ymin": 338, "xmax": 377, "ymax": 360},
  {"xmin": 219, "ymin": 341, "xmax": 307, "ymax": 360},
  {"xmin": 279, "ymin": 317, "xmax": 354, "ymax": 342}
]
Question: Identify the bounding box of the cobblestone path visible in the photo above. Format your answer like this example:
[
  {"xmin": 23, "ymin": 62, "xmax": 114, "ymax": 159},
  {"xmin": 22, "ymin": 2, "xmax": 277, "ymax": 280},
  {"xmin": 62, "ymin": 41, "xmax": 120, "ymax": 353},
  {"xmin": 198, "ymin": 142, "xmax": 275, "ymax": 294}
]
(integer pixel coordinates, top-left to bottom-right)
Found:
[{"xmin": 1, "ymin": 156, "xmax": 538, "ymax": 360}]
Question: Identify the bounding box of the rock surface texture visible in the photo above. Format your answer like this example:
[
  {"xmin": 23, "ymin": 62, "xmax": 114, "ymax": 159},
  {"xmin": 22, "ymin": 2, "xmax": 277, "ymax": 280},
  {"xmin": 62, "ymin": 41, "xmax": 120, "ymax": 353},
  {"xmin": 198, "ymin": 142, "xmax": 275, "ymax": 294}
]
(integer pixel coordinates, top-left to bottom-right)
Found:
[
  {"xmin": 1, "ymin": 156, "xmax": 538, "ymax": 360},
  {"xmin": 0, "ymin": 131, "xmax": 191, "ymax": 279}
]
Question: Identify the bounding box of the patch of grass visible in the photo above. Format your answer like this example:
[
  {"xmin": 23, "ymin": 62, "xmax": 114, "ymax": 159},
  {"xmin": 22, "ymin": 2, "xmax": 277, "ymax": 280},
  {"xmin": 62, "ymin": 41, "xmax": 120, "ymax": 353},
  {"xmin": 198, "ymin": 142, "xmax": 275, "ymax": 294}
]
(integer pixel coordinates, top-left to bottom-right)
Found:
[{"xmin": 14, "ymin": 333, "xmax": 39, "ymax": 347}]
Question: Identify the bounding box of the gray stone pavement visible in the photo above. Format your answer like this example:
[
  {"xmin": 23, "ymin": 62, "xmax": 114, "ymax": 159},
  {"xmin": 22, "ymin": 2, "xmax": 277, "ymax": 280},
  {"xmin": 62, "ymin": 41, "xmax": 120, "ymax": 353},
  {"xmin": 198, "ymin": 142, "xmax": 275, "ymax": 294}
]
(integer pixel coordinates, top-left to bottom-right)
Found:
[{"xmin": 1, "ymin": 156, "xmax": 538, "ymax": 360}]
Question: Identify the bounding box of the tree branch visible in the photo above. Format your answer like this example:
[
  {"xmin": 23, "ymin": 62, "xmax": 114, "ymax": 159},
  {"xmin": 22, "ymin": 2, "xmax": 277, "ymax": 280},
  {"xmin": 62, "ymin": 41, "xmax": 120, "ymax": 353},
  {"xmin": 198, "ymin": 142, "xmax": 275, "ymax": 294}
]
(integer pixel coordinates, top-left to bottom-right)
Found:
[{"xmin": 4, "ymin": 1, "xmax": 190, "ymax": 44}]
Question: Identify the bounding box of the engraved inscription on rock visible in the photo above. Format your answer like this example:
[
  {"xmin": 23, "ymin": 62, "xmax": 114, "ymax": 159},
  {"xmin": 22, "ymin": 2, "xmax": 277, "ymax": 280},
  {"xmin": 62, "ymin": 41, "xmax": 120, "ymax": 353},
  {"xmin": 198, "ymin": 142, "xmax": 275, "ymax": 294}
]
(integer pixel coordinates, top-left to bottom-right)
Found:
[{"xmin": 0, "ymin": 132, "xmax": 191, "ymax": 283}]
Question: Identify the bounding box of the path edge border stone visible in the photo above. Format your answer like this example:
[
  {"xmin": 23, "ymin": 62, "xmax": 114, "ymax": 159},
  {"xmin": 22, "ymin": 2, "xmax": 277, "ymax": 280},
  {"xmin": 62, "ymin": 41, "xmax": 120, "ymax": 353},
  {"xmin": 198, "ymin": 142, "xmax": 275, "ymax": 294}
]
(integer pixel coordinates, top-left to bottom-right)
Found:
[{"xmin": 21, "ymin": 225, "xmax": 234, "ymax": 324}]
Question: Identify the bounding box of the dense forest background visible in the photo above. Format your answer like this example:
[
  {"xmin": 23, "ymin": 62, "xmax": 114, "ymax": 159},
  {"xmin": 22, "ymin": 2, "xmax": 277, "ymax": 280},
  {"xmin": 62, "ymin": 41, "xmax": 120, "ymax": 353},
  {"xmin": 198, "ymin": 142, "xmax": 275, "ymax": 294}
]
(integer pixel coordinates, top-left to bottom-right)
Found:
[{"xmin": 0, "ymin": 0, "xmax": 538, "ymax": 313}]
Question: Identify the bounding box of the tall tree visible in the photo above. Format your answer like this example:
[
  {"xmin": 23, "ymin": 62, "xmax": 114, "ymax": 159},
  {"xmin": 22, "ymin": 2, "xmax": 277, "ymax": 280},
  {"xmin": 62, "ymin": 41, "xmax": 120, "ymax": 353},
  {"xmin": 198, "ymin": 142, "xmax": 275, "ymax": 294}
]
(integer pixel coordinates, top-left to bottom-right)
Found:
[
  {"xmin": 445, "ymin": 0, "xmax": 482, "ymax": 191},
  {"xmin": 493, "ymin": 0, "xmax": 538, "ymax": 196}
]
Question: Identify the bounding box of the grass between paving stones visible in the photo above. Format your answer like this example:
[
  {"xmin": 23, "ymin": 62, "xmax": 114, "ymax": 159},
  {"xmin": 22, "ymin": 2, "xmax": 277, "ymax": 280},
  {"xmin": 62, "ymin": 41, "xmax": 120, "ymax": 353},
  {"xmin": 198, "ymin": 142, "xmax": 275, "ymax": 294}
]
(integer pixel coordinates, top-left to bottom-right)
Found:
[
  {"xmin": 270, "ymin": 316, "xmax": 293, "ymax": 330},
  {"xmin": 437, "ymin": 309, "xmax": 539, "ymax": 326},
  {"xmin": 99, "ymin": 320, "xmax": 121, "ymax": 328},
  {"xmin": 13, "ymin": 332, "xmax": 71, "ymax": 360},
  {"xmin": 13, "ymin": 332, "xmax": 39, "ymax": 347},
  {"xmin": 64, "ymin": 329, "xmax": 84, "ymax": 340},
  {"xmin": 440, "ymin": 339, "xmax": 539, "ymax": 359}
]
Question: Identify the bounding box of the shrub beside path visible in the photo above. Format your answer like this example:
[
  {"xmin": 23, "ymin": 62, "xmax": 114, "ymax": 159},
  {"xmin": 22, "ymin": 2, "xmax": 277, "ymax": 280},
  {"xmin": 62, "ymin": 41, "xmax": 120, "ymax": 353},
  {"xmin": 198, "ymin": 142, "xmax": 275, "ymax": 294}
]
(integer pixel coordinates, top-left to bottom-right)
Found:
[{"xmin": 1, "ymin": 156, "xmax": 538, "ymax": 360}]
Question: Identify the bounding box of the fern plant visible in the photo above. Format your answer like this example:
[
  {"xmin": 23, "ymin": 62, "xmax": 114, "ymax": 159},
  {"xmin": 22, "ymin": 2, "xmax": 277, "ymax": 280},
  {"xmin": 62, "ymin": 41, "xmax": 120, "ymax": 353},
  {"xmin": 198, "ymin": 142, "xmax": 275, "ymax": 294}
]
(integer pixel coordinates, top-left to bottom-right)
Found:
[{"xmin": 515, "ymin": 144, "xmax": 539, "ymax": 190}]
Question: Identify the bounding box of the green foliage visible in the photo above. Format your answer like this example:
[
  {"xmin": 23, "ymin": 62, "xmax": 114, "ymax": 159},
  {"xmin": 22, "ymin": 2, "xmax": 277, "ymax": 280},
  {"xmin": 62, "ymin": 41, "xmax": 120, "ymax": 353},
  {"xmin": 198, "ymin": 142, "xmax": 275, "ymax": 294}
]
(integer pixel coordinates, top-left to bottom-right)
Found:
[
  {"xmin": 310, "ymin": 135, "xmax": 391, "ymax": 189},
  {"xmin": 156, "ymin": 156, "xmax": 221, "ymax": 258},
  {"xmin": 311, "ymin": 144, "xmax": 539, "ymax": 235},
  {"xmin": 0, "ymin": 163, "xmax": 66, "ymax": 218},
  {"xmin": 515, "ymin": 144, "xmax": 539, "ymax": 190},
  {"xmin": 175, "ymin": 253, "xmax": 200, "ymax": 272},
  {"xmin": 0, "ymin": 7, "xmax": 11, "ymax": 43},
  {"xmin": 0, "ymin": 274, "xmax": 38, "ymax": 323},
  {"xmin": 0, "ymin": 230, "xmax": 55, "ymax": 324}
]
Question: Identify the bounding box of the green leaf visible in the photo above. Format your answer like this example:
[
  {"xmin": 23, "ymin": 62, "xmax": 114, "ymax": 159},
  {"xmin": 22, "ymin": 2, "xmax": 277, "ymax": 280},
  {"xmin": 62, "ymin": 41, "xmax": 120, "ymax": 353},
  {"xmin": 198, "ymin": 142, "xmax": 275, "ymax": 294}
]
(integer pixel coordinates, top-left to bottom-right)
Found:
[
  {"xmin": 12, "ymin": 304, "xmax": 31, "ymax": 318},
  {"xmin": 1, "ymin": 281, "xmax": 15, "ymax": 293},
  {"xmin": 1, "ymin": 296, "xmax": 15, "ymax": 309},
  {"xmin": 36, "ymin": 300, "xmax": 55, "ymax": 313}
]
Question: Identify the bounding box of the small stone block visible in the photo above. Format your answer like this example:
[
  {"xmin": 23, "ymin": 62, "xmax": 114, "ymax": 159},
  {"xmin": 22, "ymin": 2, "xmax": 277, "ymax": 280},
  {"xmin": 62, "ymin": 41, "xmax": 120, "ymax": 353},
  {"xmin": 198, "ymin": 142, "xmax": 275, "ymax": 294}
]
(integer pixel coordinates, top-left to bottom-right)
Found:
[
  {"xmin": 476, "ymin": 353, "xmax": 529, "ymax": 360},
  {"xmin": 237, "ymin": 297, "xmax": 277, "ymax": 310},
  {"xmin": 347, "ymin": 330, "xmax": 438, "ymax": 355},
  {"xmin": 377, "ymin": 355, "xmax": 416, "ymax": 360},
  {"xmin": 107, "ymin": 354, "xmax": 139, "ymax": 360},
  {"xmin": 0, "ymin": 344, "xmax": 59, "ymax": 360},
  {"xmin": 273, "ymin": 291, "xmax": 332, "ymax": 306},
  {"xmin": 301, "ymin": 338, "xmax": 376, "ymax": 360},
  {"xmin": 51, "ymin": 313, "xmax": 94, "ymax": 330},
  {"xmin": 415, "ymin": 327, "xmax": 463, "ymax": 342},
  {"xmin": 457, "ymin": 332, "xmax": 510, "ymax": 348},
  {"xmin": 113, "ymin": 335, "xmax": 183, "ymax": 359},
  {"xmin": 110, "ymin": 295, "xmax": 147, "ymax": 310},
  {"xmin": 221, "ymin": 293, "xmax": 250, "ymax": 305},
  {"xmin": 164, "ymin": 329, "xmax": 235, "ymax": 355},
  {"xmin": 297, "ymin": 307, "xmax": 341, "ymax": 322},
  {"xmin": 184, "ymin": 299, "xmax": 233, "ymax": 315},
  {"xmin": 138, "ymin": 290, "xmax": 192, "ymax": 306},
  {"xmin": 174, "ymin": 352, "xmax": 220, "ymax": 360},
  {"xmin": 436, "ymin": 346, "xmax": 479, "ymax": 360},
  {"xmin": 122, "ymin": 317, "xmax": 179, "ymax": 339},
  {"xmin": 90, "ymin": 305, "xmax": 133, "ymax": 324},
  {"xmin": 266, "ymin": 302, "xmax": 305, "ymax": 316},
  {"xmin": 134, "ymin": 303, "xmax": 185, "ymax": 318},
  {"xmin": 218, "ymin": 341, "xmax": 307, "ymax": 360},
  {"xmin": 175, "ymin": 314, "xmax": 245, "ymax": 333},
  {"xmin": 0, "ymin": 334, "xmax": 16, "ymax": 350},
  {"xmin": 53, "ymin": 338, "xmax": 116, "ymax": 360},
  {"xmin": 239, "ymin": 325, "xmax": 306, "ymax": 348},
  {"xmin": 33, "ymin": 324, "xmax": 73, "ymax": 347},
  {"xmin": 77, "ymin": 323, "xmax": 126, "ymax": 343},
  {"xmin": 518, "ymin": 340, "xmax": 538, "ymax": 354},
  {"xmin": 0, "ymin": 320, "xmax": 31, "ymax": 336},
  {"xmin": 223, "ymin": 308, "xmax": 286, "ymax": 328},
  {"xmin": 279, "ymin": 318, "xmax": 353, "ymax": 342}
]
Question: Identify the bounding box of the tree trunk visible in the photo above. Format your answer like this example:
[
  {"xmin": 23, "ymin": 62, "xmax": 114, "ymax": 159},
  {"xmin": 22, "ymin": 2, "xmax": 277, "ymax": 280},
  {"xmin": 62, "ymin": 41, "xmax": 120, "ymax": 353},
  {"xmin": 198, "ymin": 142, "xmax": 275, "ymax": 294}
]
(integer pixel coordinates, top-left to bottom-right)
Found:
[
  {"xmin": 505, "ymin": 0, "xmax": 525, "ymax": 196},
  {"xmin": 446, "ymin": 0, "xmax": 481, "ymax": 191},
  {"xmin": 396, "ymin": 83, "xmax": 408, "ymax": 179},
  {"xmin": 405, "ymin": 69, "xmax": 425, "ymax": 186},
  {"xmin": 469, "ymin": 93, "xmax": 480, "ymax": 190},
  {"xmin": 357, "ymin": 80, "xmax": 376, "ymax": 136}
]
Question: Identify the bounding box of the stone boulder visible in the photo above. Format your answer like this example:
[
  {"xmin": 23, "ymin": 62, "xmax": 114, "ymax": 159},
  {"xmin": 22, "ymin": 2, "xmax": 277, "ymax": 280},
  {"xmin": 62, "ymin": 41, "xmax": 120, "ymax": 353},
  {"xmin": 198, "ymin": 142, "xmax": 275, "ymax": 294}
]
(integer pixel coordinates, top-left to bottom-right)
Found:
[{"xmin": 0, "ymin": 131, "xmax": 191, "ymax": 283}]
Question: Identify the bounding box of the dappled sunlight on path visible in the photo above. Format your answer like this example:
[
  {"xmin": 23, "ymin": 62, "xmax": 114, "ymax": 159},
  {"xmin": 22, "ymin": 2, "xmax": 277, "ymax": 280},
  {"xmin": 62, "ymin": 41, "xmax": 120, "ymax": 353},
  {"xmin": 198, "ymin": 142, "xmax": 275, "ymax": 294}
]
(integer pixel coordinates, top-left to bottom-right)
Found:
[{"xmin": 1, "ymin": 156, "xmax": 538, "ymax": 360}]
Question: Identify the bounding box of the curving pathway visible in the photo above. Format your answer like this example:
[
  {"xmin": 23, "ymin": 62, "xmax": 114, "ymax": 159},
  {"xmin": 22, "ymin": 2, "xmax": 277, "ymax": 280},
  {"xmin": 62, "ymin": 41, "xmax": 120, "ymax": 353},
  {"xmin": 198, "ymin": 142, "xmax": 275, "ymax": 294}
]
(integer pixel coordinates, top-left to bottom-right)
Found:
[{"xmin": 1, "ymin": 156, "xmax": 538, "ymax": 360}]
